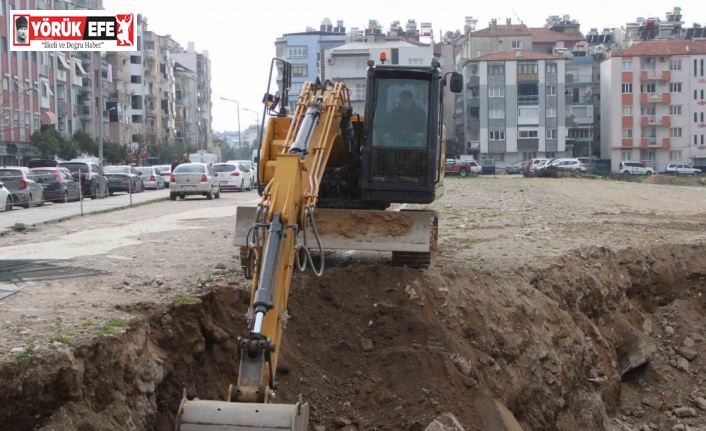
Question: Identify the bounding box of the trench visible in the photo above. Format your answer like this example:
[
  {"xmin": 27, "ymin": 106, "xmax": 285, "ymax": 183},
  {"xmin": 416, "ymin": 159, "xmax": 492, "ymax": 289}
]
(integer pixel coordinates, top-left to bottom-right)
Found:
[{"xmin": 1, "ymin": 242, "xmax": 706, "ymax": 431}]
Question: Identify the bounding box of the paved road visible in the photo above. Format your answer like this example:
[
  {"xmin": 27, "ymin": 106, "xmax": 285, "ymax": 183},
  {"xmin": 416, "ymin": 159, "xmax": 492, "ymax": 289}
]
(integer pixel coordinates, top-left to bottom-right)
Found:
[{"xmin": 0, "ymin": 189, "xmax": 170, "ymax": 233}]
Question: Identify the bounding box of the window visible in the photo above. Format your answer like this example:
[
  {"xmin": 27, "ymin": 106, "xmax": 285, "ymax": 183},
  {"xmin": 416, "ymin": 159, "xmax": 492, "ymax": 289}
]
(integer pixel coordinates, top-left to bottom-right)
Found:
[
  {"xmin": 131, "ymin": 75, "xmax": 141, "ymax": 84},
  {"xmin": 695, "ymin": 59, "xmax": 699, "ymax": 77},
  {"xmin": 622, "ymin": 60, "xmax": 632, "ymax": 71},
  {"xmin": 355, "ymin": 61, "xmax": 367, "ymax": 70},
  {"xmin": 545, "ymin": 152, "xmax": 556, "ymax": 158},
  {"xmin": 518, "ymin": 130, "xmax": 538, "ymax": 139},
  {"xmin": 669, "ymin": 82, "xmax": 681, "ymax": 92},
  {"xmin": 546, "ymin": 129, "xmax": 557, "ymax": 139},
  {"xmin": 702, "ymin": 90, "xmax": 705, "ymax": 100},
  {"xmin": 670, "ymin": 128, "xmax": 682, "ymax": 138},
  {"xmin": 670, "ymin": 150, "xmax": 682, "ymax": 160},
  {"xmin": 546, "ymin": 107, "xmax": 557, "ymax": 117},
  {"xmin": 488, "ymin": 87, "xmax": 505, "ymax": 97},
  {"xmin": 640, "ymin": 83, "xmax": 656, "ymax": 93},
  {"xmin": 408, "ymin": 58, "xmax": 424, "ymax": 66},
  {"xmin": 621, "ymin": 151, "xmax": 631, "ymax": 161},
  {"xmin": 353, "ymin": 84, "xmax": 365, "ymax": 101},
  {"xmin": 695, "ymin": 90, "xmax": 698, "ymax": 100},
  {"xmin": 622, "ymin": 128, "xmax": 633, "ymax": 138},
  {"xmin": 289, "ymin": 82, "xmax": 303, "ymax": 95},
  {"xmin": 670, "ymin": 60, "xmax": 682, "ymax": 70},
  {"xmin": 489, "ymin": 130, "xmax": 505, "ymax": 140},
  {"xmin": 696, "ymin": 113, "xmax": 699, "ymax": 123},
  {"xmin": 517, "ymin": 62, "xmax": 538, "ymax": 74},
  {"xmin": 702, "ymin": 113, "xmax": 705, "ymax": 122},
  {"xmin": 696, "ymin": 135, "xmax": 699, "ymax": 146},
  {"xmin": 622, "ymin": 105, "xmax": 633, "ymax": 116},
  {"xmin": 291, "ymin": 65, "xmax": 308, "ymax": 77},
  {"xmin": 546, "ymin": 85, "xmax": 556, "ymax": 96},
  {"xmin": 523, "ymin": 152, "xmax": 537, "ymax": 160},
  {"xmin": 489, "ymin": 109, "xmax": 504, "ymax": 119},
  {"xmin": 130, "ymin": 55, "xmax": 140, "ymax": 64},
  {"xmin": 489, "ymin": 65, "xmax": 504, "ymax": 75},
  {"xmin": 622, "ymin": 83, "xmax": 632, "ymax": 94},
  {"xmin": 670, "ymin": 105, "xmax": 681, "ymax": 115},
  {"xmin": 287, "ymin": 46, "xmax": 307, "ymax": 59},
  {"xmin": 702, "ymin": 59, "xmax": 704, "ymax": 77},
  {"xmin": 546, "ymin": 63, "xmax": 557, "ymax": 73},
  {"xmin": 518, "ymin": 107, "xmax": 538, "ymax": 118},
  {"xmin": 511, "ymin": 40, "xmax": 522, "ymax": 49}
]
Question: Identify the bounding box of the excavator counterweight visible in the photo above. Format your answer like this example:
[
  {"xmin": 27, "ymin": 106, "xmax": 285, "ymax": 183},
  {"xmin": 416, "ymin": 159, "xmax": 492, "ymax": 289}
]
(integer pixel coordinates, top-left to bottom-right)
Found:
[{"xmin": 175, "ymin": 56, "xmax": 463, "ymax": 431}]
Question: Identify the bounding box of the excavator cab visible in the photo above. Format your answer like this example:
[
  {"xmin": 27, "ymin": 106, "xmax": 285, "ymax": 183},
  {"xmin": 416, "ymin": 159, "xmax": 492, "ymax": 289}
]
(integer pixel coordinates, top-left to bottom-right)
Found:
[{"xmin": 361, "ymin": 62, "xmax": 448, "ymax": 205}]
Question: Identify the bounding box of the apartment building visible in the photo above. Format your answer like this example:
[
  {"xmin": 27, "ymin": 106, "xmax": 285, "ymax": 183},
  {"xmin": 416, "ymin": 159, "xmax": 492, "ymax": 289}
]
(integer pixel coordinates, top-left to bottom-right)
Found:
[
  {"xmin": 172, "ymin": 42, "xmax": 212, "ymax": 151},
  {"xmin": 461, "ymin": 50, "xmax": 567, "ymax": 164},
  {"xmin": 274, "ymin": 19, "xmax": 348, "ymax": 113},
  {"xmin": 324, "ymin": 40, "xmax": 433, "ymax": 115},
  {"xmin": 600, "ymin": 40, "xmax": 706, "ymax": 172},
  {"xmin": 0, "ymin": 1, "xmax": 211, "ymax": 165}
]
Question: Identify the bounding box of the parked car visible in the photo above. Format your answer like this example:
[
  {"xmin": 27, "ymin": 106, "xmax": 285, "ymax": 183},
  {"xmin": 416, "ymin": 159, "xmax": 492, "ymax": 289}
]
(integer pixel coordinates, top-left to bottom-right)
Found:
[
  {"xmin": 0, "ymin": 181, "xmax": 12, "ymax": 212},
  {"xmin": 137, "ymin": 166, "xmax": 166, "ymax": 190},
  {"xmin": 505, "ymin": 161, "xmax": 525, "ymax": 174},
  {"xmin": 445, "ymin": 159, "xmax": 481, "ymax": 177},
  {"xmin": 665, "ymin": 163, "xmax": 701, "ymax": 175},
  {"xmin": 104, "ymin": 165, "xmax": 145, "ymax": 194},
  {"xmin": 618, "ymin": 161, "xmax": 654, "ymax": 175},
  {"xmin": 58, "ymin": 161, "xmax": 109, "ymax": 199},
  {"xmin": 227, "ymin": 160, "xmax": 257, "ymax": 188},
  {"xmin": 27, "ymin": 158, "xmax": 65, "ymax": 169},
  {"xmin": 29, "ymin": 167, "xmax": 81, "ymax": 203},
  {"xmin": 523, "ymin": 158, "xmax": 549, "ymax": 176},
  {"xmin": 0, "ymin": 167, "xmax": 45, "ymax": 208},
  {"xmin": 154, "ymin": 164, "xmax": 173, "ymax": 188},
  {"xmin": 214, "ymin": 162, "xmax": 254, "ymax": 191},
  {"xmin": 169, "ymin": 163, "xmax": 221, "ymax": 200}
]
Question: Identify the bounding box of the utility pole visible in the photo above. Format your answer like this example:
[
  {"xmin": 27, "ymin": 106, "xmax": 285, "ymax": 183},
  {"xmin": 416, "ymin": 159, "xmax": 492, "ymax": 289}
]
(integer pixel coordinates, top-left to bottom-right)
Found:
[
  {"xmin": 220, "ymin": 97, "xmax": 241, "ymax": 149},
  {"xmin": 98, "ymin": 81, "xmax": 104, "ymax": 165}
]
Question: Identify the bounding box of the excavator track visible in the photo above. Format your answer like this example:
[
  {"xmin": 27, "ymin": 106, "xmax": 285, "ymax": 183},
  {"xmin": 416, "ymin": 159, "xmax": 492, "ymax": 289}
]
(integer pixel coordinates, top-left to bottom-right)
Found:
[{"xmin": 391, "ymin": 210, "xmax": 438, "ymax": 269}]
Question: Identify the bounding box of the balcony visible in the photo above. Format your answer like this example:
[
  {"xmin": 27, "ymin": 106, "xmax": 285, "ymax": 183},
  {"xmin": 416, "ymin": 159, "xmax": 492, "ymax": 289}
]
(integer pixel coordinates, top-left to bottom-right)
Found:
[
  {"xmin": 57, "ymin": 69, "xmax": 67, "ymax": 82},
  {"xmin": 144, "ymin": 50, "xmax": 156, "ymax": 60},
  {"xmin": 662, "ymin": 138, "xmax": 671, "ymax": 149},
  {"xmin": 74, "ymin": 105, "xmax": 92, "ymax": 117},
  {"xmin": 640, "ymin": 70, "xmax": 671, "ymax": 81},
  {"xmin": 517, "ymin": 73, "xmax": 539, "ymax": 82},
  {"xmin": 640, "ymin": 92, "xmax": 671, "ymax": 104},
  {"xmin": 518, "ymin": 95, "xmax": 539, "ymax": 104},
  {"xmin": 640, "ymin": 136, "xmax": 658, "ymax": 148},
  {"xmin": 39, "ymin": 64, "xmax": 50, "ymax": 76},
  {"xmin": 640, "ymin": 115, "xmax": 671, "ymax": 127}
]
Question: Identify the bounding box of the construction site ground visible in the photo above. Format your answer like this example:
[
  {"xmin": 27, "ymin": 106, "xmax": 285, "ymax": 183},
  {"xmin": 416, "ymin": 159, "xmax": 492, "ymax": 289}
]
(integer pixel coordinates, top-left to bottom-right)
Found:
[{"xmin": 2, "ymin": 174, "xmax": 706, "ymax": 431}]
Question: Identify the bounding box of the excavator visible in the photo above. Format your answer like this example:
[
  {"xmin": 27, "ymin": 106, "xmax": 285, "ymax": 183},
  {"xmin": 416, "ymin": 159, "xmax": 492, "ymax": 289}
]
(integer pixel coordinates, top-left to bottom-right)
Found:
[{"xmin": 175, "ymin": 53, "xmax": 463, "ymax": 430}]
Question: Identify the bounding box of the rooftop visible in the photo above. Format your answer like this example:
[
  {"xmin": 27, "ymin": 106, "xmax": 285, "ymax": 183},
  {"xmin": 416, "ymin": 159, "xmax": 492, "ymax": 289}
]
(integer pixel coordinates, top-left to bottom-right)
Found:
[
  {"xmin": 529, "ymin": 28, "xmax": 585, "ymax": 43},
  {"xmin": 470, "ymin": 24, "xmax": 532, "ymax": 38},
  {"xmin": 611, "ymin": 40, "xmax": 706, "ymax": 57},
  {"xmin": 473, "ymin": 50, "xmax": 562, "ymax": 61}
]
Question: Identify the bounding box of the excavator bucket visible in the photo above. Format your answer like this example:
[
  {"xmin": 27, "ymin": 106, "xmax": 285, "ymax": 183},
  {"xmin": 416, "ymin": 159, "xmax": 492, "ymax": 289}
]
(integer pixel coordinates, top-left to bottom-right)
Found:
[
  {"xmin": 175, "ymin": 397, "xmax": 309, "ymax": 431},
  {"xmin": 234, "ymin": 205, "xmax": 438, "ymax": 270}
]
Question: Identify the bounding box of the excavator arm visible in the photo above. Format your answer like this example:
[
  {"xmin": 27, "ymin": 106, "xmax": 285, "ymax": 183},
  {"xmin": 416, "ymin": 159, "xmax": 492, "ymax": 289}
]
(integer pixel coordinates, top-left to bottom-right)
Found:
[{"xmin": 176, "ymin": 80, "xmax": 352, "ymax": 431}]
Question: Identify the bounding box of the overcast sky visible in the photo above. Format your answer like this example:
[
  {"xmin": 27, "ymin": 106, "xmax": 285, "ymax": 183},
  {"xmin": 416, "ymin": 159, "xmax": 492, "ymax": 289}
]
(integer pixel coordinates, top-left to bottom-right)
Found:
[{"xmin": 104, "ymin": 0, "xmax": 703, "ymax": 133}]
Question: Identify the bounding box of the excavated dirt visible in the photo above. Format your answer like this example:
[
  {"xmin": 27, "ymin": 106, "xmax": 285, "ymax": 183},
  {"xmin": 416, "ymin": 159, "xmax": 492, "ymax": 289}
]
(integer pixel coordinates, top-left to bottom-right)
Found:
[{"xmin": 2, "ymin": 176, "xmax": 706, "ymax": 431}]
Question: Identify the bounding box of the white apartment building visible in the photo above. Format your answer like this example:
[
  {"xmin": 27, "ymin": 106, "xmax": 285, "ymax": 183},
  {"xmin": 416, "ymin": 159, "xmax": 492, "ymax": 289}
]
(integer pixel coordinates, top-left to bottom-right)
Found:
[
  {"xmin": 600, "ymin": 41, "xmax": 706, "ymax": 172},
  {"xmin": 461, "ymin": 50, "xmax": 567, "ymax": 164},
  {"xmin": 323, "ymin": 40, "xmax": 433, "ymax": 115}
]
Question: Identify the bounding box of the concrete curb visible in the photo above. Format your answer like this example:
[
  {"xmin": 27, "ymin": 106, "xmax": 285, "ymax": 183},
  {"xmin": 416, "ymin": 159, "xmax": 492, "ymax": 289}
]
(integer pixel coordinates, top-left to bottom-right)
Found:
[{"xmin": 0, "ymin": 197, "xmax": 168, "ymax": 236}]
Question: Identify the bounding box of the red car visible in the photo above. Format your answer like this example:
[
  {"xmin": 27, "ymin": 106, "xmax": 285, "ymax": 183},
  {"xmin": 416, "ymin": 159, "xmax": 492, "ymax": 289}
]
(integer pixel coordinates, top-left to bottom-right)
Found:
[{"xmin": 445, "ymin": 159, "xmax": 481, "ymax": 177}]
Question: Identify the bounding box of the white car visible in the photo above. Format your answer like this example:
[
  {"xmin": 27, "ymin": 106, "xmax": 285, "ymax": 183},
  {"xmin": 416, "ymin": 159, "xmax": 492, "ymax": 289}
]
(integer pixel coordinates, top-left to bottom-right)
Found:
[
  {"xmin": 665, "ymin": 163, "xmax": 701, "ymax": 176},
  {"xmin": 137, "ymin": 166, "xmax": 166, "ymax": 190},
  {"xmin": 169, "ymin": 163, "xmax": 221, "ymax": 200},
  {"xmin": 154, "ymin": 165, "xmax": 173, "ymax": 188},
  {"xmin": 0, "ymin": 181, "xmax": 12, "ymax": 212},
  {"xmin": 227, "ymin": 160, "xmax": 257, "ymax": 188},
  {"xmin": 214, "ymin": 162, "xmax": 253, "ymax": 191},
  {"xmin": 618, "ymin": 161, "xmax": 654, "ymax": 175}
]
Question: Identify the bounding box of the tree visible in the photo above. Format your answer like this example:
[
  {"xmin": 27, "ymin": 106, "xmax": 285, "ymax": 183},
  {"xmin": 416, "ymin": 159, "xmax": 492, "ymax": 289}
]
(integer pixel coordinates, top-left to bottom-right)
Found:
[
  {"xmin": 128, "ymin": 123, "xmax": 151, "ymax": 162},
  {"xmin": 30, "ymin": 127, "xmax": 77, "ymax": 159},
  {"xmin": 102, "ymin": 139, "xmax": 128, "ymax": 164},
  {"xmin": 72, "ymin": 131, "xmax": 98, "ymax": 156}
]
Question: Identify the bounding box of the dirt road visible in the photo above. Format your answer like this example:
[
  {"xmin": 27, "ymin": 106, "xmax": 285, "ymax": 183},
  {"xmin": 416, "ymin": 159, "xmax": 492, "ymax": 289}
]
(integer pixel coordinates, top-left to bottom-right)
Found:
[{"xmin": 1, "ymin": 175, "xmax": 706, "ymax": 431}]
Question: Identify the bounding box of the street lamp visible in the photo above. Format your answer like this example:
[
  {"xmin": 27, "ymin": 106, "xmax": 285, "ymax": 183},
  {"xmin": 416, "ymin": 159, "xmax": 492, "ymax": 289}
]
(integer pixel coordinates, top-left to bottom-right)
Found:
[{"xmin": 220, "ymin": 97, "xmax": 241, "ymax": 149}]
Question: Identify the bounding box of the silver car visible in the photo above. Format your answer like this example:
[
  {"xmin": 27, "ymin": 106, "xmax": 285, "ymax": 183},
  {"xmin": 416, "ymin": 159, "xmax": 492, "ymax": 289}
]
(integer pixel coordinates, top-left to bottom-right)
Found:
[
  {"xmin": 169, "ymin": 163, "xmax": 221, "ymax": 200},
  {"xmin": 137, "ymin": 166, "xmax": 166, "ymax": 190}
]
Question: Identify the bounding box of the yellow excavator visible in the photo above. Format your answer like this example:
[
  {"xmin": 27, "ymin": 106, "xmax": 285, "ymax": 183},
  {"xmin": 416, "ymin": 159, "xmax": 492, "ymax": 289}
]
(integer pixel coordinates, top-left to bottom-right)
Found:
[{"xmin": 175, "ymin": 53, "xmax": 463, "ymax": 430}]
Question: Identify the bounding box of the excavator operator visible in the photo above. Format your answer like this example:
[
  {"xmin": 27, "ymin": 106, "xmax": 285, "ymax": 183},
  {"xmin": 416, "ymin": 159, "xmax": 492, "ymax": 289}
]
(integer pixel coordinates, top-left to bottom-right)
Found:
[{"xmin": 380, "ymin": 90, "xmax": 427, "ymax": 147}]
